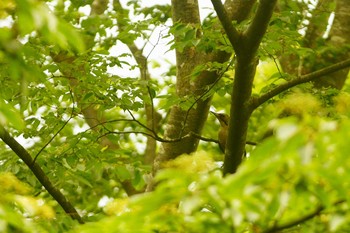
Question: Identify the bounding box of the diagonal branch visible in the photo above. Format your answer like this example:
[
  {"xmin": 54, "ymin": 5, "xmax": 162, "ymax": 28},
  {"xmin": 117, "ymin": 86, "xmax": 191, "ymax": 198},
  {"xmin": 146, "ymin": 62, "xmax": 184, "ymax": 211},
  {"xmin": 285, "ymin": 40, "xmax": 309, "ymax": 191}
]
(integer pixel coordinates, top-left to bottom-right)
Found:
[
  {"xmin": 264, "ymin": 200, "xmax": 345, "ymax": 233},
  {"xmin": 0, "ymin": 125, "xmax": 84, "ymax": 224},
  {"xmin": 32, "ymin": 89, "xmax": 75, "ymax": 164},
  {"xmin": 210, "ymin": 0, "xmax": 241, "ymax": 52},
  {"xmin": 264, "ymin": 205, "xmax": 323, "ymax": 233},
  {"xmin": 243, "ymin": 0, "xmax": 277, "ymax": 55},
  {"xmin": 250, "ymin": 58, "xmax": 350, "ymax": 110}
]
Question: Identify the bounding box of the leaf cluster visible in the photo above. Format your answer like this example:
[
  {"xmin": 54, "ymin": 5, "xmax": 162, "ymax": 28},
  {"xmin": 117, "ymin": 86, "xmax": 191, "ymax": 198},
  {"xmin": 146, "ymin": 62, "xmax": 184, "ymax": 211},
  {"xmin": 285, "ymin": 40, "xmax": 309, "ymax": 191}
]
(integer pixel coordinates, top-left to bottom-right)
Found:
[{"xmin": 72, "ymin": 115, "xmax": 350, "ymax": 233}]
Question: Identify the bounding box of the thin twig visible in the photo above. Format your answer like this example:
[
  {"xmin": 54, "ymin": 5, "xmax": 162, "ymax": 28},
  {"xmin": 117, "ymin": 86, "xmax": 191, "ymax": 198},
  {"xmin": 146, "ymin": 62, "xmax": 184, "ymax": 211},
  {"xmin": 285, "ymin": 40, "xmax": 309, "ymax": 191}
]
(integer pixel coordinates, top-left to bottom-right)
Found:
[
  {"xmin": 126, "ymin": 109, "xmax": 154, "ymax": 133},
  {"xmin": 32, "ymin": 89, "xmax": 75, "ymax": 165},
  {"xmin": 191, "ymin": 132, "xmax": 257, "ymax": 146},
  {"xmin": 98, "ymin": 127, "xmax": 258, "ymax": 147},
  {"xmin": 262, "ymin": 47, "xmax": 283, "ymax": 77},
  {"xmin": 98, "ymin": 130, "xmax": 190, "ymax": 143},
  {"xmin": 146, "ymin": 29, "xmax": 162, "ymax": 60},
  {"xmin": 190, "ymin": 132, "xmax": 220, "ymax": 143},
  {"xmin": 179, "ymin": 58, "xmax": 235, "ymax": 137},
  {"xmin": 147, "ymin": 85, "xmax": 156, "ymax": 131},
  {"xmin": 145, "ymin": 31, "xmax": 163, "ymax": 132}
]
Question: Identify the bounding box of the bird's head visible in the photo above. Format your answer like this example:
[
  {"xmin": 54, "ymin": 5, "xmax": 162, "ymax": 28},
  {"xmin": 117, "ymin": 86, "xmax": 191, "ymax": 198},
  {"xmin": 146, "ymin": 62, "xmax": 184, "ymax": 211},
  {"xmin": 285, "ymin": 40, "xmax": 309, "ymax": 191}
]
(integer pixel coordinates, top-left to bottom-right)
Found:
[{"xmin": 210, "ymin": 111, "xmax": 230, "ymax": 127}]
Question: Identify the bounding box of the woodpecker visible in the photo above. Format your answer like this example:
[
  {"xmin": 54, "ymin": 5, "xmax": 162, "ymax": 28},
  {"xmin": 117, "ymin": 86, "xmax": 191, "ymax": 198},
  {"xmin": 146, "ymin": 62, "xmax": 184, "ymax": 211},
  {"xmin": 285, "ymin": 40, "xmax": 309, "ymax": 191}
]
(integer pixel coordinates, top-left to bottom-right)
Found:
[{"xmin": 211, "ymin": 111, "xmax": 229, "ymax": 153}]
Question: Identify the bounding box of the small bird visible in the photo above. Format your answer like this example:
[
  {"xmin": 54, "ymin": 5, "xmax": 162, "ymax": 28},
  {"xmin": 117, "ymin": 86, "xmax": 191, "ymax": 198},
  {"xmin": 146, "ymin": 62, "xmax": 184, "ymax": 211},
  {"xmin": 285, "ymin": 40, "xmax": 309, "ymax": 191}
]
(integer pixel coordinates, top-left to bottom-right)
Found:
[{"xmin": 211, "ymin": 111, "xmax": 230, "ymax": 153}]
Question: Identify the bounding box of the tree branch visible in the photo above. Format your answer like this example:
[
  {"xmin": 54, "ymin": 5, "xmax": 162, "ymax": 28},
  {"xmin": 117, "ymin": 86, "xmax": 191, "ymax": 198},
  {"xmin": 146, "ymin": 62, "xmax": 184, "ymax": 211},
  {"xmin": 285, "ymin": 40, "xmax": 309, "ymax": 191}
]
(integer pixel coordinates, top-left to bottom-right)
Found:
[
  {"xmin": 210, "ymin": 0, "xmax": 241, "ymax": 52},
  {"xmin": 191, "ymin": 132, "xmax": 257, "ymax": 146},
  {"xmin": 98, "ymin": 128, "xmax": 258, "ymax": 147},
  {"xmin": 265, "ymin": 205, "xmax": 323, "ymax": 233},
  {"xmin": 32, "ymin": 89, "xmax": 75, "ymax": 164},
  {"xmin": 0, "ymin": 125, "xmax": 84, "ymax": 224},
  {"xmin": 250, "ymin": 58, "xmax": 350, "ymax": 110},
  {"xmin": 98, "ymin": 130, "xmax": 188, "ymax": 143},
  {"xmin": 243, "ymin": 0, "xmax": 277, "ymax": 55},
  {"xmin": 264, "ymin": 200, "xmax": 345, "ymax": 233},
  {"xmin": 113, "ymin": 0, "xmax": 161, "ymax": 164}
]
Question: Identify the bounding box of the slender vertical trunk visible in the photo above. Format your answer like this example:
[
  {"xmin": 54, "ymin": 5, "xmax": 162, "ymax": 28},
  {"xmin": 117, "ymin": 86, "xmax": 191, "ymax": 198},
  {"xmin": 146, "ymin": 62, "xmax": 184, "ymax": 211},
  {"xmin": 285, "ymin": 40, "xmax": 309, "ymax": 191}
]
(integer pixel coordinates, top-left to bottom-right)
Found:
[{"xmin": 224, "ymin": 57, "xmax": 257, "ymax": 174}]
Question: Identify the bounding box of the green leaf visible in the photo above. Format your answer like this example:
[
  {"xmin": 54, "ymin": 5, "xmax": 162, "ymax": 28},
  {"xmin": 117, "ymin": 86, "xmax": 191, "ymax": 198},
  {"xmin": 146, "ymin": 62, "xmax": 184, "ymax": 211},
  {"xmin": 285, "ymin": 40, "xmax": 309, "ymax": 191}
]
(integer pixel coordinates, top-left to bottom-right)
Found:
[
  {"xmin": 115, "ymin": 166, "xmax": 131, "ymax": 181},
  {"xmin": 0, "ymin": 99, "xmax": 24, "ymax": 130}
]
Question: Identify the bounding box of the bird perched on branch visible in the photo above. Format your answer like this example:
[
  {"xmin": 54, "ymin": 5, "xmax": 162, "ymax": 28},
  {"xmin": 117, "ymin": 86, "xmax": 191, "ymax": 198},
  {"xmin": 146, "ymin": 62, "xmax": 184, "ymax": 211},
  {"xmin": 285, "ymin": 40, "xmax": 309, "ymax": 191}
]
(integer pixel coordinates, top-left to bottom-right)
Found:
[
  {"xmin": 211, "ymin": 111, "xmax": 229, "ymax": 153},
  {"xmin": 211, "ymin": 111, "xmax": 257, "ymax": 153}
]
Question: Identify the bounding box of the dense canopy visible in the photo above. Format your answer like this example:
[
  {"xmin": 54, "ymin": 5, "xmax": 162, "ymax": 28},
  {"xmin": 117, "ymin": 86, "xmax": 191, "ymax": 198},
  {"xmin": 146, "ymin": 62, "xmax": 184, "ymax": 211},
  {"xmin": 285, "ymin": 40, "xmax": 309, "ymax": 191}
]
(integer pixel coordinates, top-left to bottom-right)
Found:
[{"xmin": 1, "ymin": 0, "xmax": 350, "ymax": 232}]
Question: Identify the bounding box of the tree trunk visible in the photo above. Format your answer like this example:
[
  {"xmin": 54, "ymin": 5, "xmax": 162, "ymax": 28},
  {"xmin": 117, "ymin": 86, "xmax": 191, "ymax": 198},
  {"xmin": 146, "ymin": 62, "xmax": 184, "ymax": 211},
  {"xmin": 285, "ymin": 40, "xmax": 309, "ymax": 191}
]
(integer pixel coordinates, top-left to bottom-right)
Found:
[
  {"xmin": 279, "ymin": 0, "xmax": 350, "ymax": 89},
  {"xmin": 315, "ymin": 0, "xmax": 350, "ymax": 89},
  {"xmin": 215, "ymin": 0, "xmax": 277, "ymax": 174},
  {"xmin": 154, "ymin": 0, "xmax": 204, "ymax": 167}
]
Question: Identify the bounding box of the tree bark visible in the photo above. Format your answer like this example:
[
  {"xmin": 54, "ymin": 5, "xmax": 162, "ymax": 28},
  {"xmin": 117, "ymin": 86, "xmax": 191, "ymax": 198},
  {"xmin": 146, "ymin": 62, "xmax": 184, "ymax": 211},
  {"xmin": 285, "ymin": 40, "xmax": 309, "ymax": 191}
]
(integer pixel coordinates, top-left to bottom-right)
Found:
[
  {"xmin": 154, "ymin": 0, "xmax": 203, "ymax": 168},
  {"xmin": 279, "ymin": 0, "xmax": 334, "ymax": 75},
  {"xmin": 279, "ymin": 0, "xmax": 350, "ymax": 89},
  {"xmin": 315, "ymin": 0, "xmax": 350, "ymax": 89}
]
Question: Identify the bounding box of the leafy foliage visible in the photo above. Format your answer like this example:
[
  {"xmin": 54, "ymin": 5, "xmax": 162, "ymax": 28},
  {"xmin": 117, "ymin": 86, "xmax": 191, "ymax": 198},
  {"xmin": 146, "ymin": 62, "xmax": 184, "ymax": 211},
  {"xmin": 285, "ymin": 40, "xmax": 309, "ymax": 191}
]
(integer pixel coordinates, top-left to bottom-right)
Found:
[
  {"xmin": 75, "ymin": 116, "xmax": 350, "ymax": 232},
  {"xmin": 0, "ymin": 172, "xmax": 55, "ymax": 232},
  {"xmin": 0, "ymin": 0, "xmax": 350, "ymax": 232}
]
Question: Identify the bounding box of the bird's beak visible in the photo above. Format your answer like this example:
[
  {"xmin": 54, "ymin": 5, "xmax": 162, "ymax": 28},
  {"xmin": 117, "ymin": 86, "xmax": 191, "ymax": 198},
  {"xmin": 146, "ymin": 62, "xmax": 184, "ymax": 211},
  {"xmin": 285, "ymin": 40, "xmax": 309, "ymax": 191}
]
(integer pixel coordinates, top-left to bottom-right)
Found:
[{"xmin": 210, "ymin": 111, "xmax": 219, "ymax": 118}]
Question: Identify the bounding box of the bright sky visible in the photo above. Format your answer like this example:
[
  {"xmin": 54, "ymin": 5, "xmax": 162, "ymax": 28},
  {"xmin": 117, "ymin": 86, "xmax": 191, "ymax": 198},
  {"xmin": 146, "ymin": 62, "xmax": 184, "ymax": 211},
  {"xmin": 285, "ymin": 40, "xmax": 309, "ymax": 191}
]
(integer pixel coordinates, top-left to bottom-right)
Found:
[
  {"xmin": 108, "ymin": 0, "xmax": 215, "ymax": 79},
  {"xmin": 105, "ymin": 0, "xmax": 217, "ymax": 152}
]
